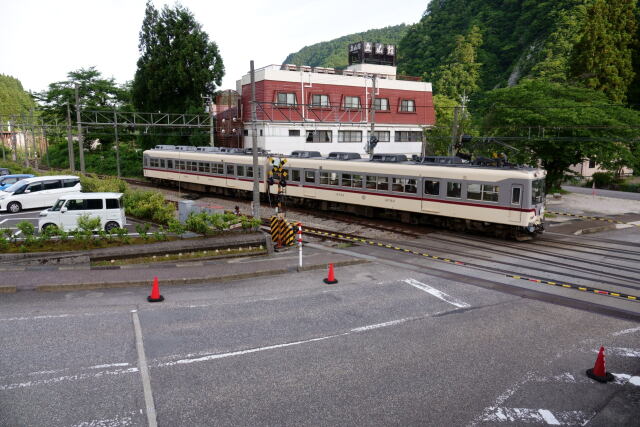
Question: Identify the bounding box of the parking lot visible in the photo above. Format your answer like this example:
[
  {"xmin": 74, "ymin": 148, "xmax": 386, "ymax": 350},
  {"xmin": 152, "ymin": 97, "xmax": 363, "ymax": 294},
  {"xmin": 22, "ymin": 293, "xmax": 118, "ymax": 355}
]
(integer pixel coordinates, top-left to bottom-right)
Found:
[{"xmin": 1, "ymin": 259, "xmax": 638, "ymax": 426}]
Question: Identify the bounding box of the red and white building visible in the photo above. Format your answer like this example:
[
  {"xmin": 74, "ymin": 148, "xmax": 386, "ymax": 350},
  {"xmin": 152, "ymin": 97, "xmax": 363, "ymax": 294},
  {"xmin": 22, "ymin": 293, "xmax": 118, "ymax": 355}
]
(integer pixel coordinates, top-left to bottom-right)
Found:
[{"xmin": 235, "ymin": 42, "xmax": 435, "ymax": 156}]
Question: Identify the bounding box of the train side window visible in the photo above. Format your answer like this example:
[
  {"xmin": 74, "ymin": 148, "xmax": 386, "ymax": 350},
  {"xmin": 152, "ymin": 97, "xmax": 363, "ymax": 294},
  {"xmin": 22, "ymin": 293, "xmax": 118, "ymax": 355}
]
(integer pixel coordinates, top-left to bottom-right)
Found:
[
  {"xmin": 447, "ymin": 182, "xmax": 461, "ymax": 198},
  {"xmin": 467, "ymin": 183, "xmax": 482, "ymax": 200},
  {"xmin": 226, "ymin": 164, "xmax": 234, "ymax": 175},
  {"xmin": 160, "ymin": 159, "xmax": 166, "ymax": 168},
  {"xmin": 290, "ymin": 169, "xmax": 300, "ymax": 182},
  {"xmin": 482, "ymin": 185, "xmax": 500, "ymax": 202},
  {"xmin": 392, "ymin": 178, "xmax": 404, "ymax": 192},
  {"xmin": 237, "ymin": 165, "xmax": 245, "ymax": 176},
  {"xmin": 353, "ymin": 174, "xmax": 363, "ymax": 188},
  {"xmin": 167, "ymin": 160, "xmax": 173, "ymax": 169},
  {"xmin": 342, "ymin": 174, "xmax": 352, "ymax": 187},
  {"xmin": 366, "ymin": 175, "xmax": 377, "ymax": 189},
  {"xmin": 320, "ymin": 172, "xmax": 329, "ymax": 185},
  {"xmin": 511, "ymin": 187, "xmax": 521, "ymax": 205},
  {"xmin": 246, "ymin": 166, "xmax": 254, "ymax": 177},
  {"xmin": 405, "ymin": 178, "xmax": 417, "ymax": 194},
  {"xmin": 329, "ymin": 172, "xmax": 339, "ymax": 186},
  {"xmin": 377, "ymin": 176, "xmax": 389, "ymax": 191},
  {"xmin": 199, "ymin": 162, "xmax": 209, "ymax": 173},
  {"xmin": 190, "ymin": 161, "xmax": 198, "ymax": 171},
  {"xmin": 305, "ymin": 170, "xmax": 315, "ymax": 183},
  {"xmin": 213, "ymin": 163, "xmax": 223, "ymax": 174},
  {"xmin": 424, "ymin": 180, "xmax": 439, "ymax": 196}
]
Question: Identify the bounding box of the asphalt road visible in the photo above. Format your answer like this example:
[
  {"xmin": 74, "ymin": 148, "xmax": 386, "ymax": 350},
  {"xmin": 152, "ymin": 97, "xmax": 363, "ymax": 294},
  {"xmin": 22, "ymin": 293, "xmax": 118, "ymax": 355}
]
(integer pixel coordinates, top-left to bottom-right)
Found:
[
  {"xmin": 563, "ymin": 185, "xmax": 640, "ymax": 201},
  {"xmin": 1, "ymin": 260, "xmax": 639, "ymax": 426}
]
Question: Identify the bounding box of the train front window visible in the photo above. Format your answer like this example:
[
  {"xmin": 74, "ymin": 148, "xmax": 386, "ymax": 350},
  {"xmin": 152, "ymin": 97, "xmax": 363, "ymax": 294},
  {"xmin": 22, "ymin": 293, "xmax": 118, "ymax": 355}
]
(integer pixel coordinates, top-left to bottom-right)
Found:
[{"xmin": 532, "ymin": 179, "xmax": 545, "ymax": 204}]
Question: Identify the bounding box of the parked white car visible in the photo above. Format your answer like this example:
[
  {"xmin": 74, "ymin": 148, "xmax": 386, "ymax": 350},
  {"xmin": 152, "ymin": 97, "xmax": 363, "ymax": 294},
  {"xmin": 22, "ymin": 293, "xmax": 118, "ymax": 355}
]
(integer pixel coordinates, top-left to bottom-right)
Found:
[
  {"xmin": 39, "ymin": 192, "xmax": 127, "ymax": 232},
  {"xmin": 0, "ymin": 175, "xmax": 81, "ymax": 213}
]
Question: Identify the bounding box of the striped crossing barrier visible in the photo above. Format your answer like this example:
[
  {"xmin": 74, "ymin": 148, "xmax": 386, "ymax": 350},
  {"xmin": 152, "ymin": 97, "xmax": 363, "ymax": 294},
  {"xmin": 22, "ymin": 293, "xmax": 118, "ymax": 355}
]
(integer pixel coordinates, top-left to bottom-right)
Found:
[{"xmin": 270, "ymin": 216, "xmax": 295, "ymax": 248}]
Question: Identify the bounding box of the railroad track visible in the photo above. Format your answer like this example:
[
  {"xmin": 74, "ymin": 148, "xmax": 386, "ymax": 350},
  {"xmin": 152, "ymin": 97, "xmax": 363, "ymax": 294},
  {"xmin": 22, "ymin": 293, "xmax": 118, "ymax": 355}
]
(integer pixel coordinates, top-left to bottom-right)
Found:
[{"xmin": 299, "ymin": 224, "xmax": 640, "ymax": 303}]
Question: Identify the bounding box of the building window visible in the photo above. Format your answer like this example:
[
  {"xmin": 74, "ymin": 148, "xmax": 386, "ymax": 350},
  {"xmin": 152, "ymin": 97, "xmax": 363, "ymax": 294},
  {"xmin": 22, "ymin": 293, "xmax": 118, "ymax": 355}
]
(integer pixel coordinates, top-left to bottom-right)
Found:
[
  {"xmin": 311, "ymin": 94, "xmax": 330, "ymax": 107},
  {"xmin": 306, "ymin": 130, "xmax": 332, "ymax": 142},
  {"xmin": 338, "ymin": 130, "xmax": 362, "ymax": 142},
  {"xmin": 447, "ymin": 181, "xmax": 461, "ymax": 198},
  {"xmin": 277, "ymin": 93, "xmax": 297, "ymax": 105},
  {"xmin": 243, "ymin": 129, "xmax": 249, "ymax": 136},
  {"xmin": 343, "ymin": 96, "xmax": 361, "ymax": 109},
  {"xmin": 373, "ymin": 98, "xmax": 389, "ymax": 111},
  {"xmin": 424, "ymin": 180, "xmax": 439, "ymax": 196},
  {"xmin": 394, "ymin": 131, "xmax": 423, "ymax": 142},
  {"xmin": 400, "ymin": 99, "xmax": 415, "ymax": 112},
  {"xmin": 289, "ymin": 129, "xmax": 300, "ymax": 137},
  {"xmin": 589, "ymin": 158, "xmax": 596, "ymax": 168},
  {"xmin": 370, "ymin": 131, "xmax": 390, "ymax": 142}
]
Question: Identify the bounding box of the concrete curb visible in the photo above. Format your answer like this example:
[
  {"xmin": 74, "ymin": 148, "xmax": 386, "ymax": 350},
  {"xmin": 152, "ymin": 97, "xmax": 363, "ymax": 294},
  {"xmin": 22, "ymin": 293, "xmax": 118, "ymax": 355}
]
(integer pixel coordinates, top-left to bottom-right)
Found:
[
  {"xmin": 34, "ymin": 259, "xmax": 369, "ymax": 292},
  {"xmin": 573, "ymin": 224, "xmax": 619, "ymax": 235}
]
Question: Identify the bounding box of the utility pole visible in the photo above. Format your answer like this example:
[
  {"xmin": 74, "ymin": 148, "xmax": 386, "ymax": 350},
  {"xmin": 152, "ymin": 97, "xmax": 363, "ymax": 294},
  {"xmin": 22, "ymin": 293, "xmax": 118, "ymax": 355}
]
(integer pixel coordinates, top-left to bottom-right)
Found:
[
  {"xmin": 250, "ymin": 60, "xmax": 260, "ymax": 219},
  {"xmin": 368, "ymin": 74, "xmax": 376, "ymax": 155},
  {"xmin": 449, "ymin": 106, "xmax": 460, "ymax": 156},
  {"xmin": 42, "ymin": 118, "xmax": 50, "ymax": 169},
  {"xmin": 202, "ymin": 94, "xmax": 216, "ymax": 147},
  {"xmin": 30, "ymin": 109, "xmax": 38, "ymax": 170},
  {"xmin": 21, "ymin": 114, "xmax": 28, "ymax": 168},
  {"xmin": 75, "ymin": 84, "xmax": 85, "ymax": 173},
  {"xmin": 9, "ymin": 120, "xmax": 17, "ymax": 162},
  {"xmin": 113, "ymin": 110, "xmax": 121, "ymax": 178},
  {"xmin": 66, "ymin": 103, "xmax": 75, "ymax": 171}
]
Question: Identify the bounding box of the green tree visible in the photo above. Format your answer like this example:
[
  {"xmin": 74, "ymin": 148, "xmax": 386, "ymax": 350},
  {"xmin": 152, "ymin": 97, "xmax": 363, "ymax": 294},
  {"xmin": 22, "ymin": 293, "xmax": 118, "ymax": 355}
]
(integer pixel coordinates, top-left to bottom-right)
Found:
[
  {"xmin": 570, "ymin": 0, "xmax": 638, "ymax": 103},
  {"xmin": 432, "ymin": 25, "xmax": 482, "ymax": 99},
  {"xmin": 132, "ymin": 1, "xmax": 224, "ymax": 114},
  {"xmin": 476, "ymin": 79, "xmax": 640, "ymax": 189},
  {"xmin": 0, "ymin": 74, "xmax": 37, "ymax": 118}
]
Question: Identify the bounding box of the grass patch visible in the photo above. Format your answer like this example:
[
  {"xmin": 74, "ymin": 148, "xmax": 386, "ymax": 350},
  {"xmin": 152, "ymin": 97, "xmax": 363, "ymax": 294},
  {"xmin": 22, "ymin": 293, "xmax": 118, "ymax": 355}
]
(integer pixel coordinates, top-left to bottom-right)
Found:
[
  {"xmin": 544, "ymin": 212, "xmax": 557, "ymax": 218},
  {"xmin": 336, "ymin": 242, "xmax": 353, "ymax": 249},
  {"xmin": 92, "ymin": 246, "xmax": 266, "ymax": 266}
]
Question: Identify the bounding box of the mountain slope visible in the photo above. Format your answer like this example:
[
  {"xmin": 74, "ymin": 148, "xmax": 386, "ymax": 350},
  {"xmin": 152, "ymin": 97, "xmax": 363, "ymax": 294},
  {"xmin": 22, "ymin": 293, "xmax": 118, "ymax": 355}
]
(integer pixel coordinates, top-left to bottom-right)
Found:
[{"xmin": 283, "ymin": 24, "xmax": 409, "ymax": 69}]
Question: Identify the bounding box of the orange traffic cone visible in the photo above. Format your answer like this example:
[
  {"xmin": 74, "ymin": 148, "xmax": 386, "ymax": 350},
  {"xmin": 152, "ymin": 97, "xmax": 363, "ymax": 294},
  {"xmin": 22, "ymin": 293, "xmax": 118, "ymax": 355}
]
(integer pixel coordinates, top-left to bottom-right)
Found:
[
  {"xmin": 147, "ymin": 276, "xmax": 164, "ymax": 302},
  {"xmin": 323, "ymin": 263, "xmax": 338, "ymax": 284},
  {"xmin": 586, "ymin": 346, "xmax": 614, "ymax": 383}
]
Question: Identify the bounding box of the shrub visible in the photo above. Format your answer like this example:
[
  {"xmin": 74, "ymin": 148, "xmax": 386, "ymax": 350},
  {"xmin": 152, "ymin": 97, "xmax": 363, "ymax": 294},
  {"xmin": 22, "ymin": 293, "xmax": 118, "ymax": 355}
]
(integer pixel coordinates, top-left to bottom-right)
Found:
[
  {"xmin": 16, "ymin": 221, "xmax": 35, "ymax": 237},
  {"xmin": 124, "ymin": 190, "xmax": 175, "ymax": 225},
  {"xmin": 135, "ymin": 223, "xmax": 151, "ymax": 241},
  {"xmin": 588, "ymin": 172, "xmax": 622, "ymax": 189},
  {"xmin": 80, "ymin": 174, "xmax": 128, "ymax": 193},
  {"xmin": 77, "ymin": 214, "xmax": 102, "ymax": 233},
  {"xmin": 167, "ymin": 219, "xmax": 186, "ymax": 237},
  {"xmin": 185, "ymin": 212, "xmax": 210, "ymax": 235}
]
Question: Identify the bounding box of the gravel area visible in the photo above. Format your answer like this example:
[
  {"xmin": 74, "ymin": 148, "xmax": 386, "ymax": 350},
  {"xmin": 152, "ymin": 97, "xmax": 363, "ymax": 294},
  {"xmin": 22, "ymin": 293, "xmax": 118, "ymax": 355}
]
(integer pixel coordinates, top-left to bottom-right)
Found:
[{"xmin": 547, "ymin": 192, "xmax": 640, "ymax": 215}]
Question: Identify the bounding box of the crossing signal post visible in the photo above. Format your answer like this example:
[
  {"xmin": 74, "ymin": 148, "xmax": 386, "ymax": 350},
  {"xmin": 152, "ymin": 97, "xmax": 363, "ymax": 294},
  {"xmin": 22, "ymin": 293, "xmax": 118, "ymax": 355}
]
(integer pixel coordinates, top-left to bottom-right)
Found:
[{"xmin": 268, "ymin": 157, "xmax": 288, "ymax": 217}]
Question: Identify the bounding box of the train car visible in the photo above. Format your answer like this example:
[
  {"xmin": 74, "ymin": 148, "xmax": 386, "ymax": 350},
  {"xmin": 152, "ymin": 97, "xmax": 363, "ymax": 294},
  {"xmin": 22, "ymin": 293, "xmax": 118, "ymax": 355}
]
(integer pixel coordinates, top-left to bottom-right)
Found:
[{"xmin": 143, "ymin": 147, "xmax": 546, "ymax": 239}]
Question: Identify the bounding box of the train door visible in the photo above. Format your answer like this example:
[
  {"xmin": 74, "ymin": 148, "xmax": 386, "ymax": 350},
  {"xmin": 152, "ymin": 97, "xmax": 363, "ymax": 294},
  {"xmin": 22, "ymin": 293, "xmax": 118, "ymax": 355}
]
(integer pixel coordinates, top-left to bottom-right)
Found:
[
  {"xmin": 509, "ymin": 184, "xmax": 523, "ymax": 222},
  {"xmin": 225, "ymin": 164, "xmax": 237, "ymax": 188},
  {"xmin": 302, "ymin": 169, "xmax": 316, "ymax": 198}
]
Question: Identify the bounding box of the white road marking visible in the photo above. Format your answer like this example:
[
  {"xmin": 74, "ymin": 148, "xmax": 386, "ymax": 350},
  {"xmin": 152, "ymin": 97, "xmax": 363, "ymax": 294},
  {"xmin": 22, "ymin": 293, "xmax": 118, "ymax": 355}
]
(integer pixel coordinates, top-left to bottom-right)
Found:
[
  {"xmin": 350, "ymin": 318, "xmax": 411, "ymax": 332},
  {"xmin": 403, "ymin": 278, "xmax": 471, "ymax": 309},
  {"xmin": 0, "ymin": 219, "xmax": 6, "ymax": 226},
  {"xmin": 597, "ymin": 347, "xmax": 640, "ymax": 358},
  {"xmin": 0, "ymin": 367, "xmax": 138, "ymax": 391},
  {"xmin": 159, "ymin": 333, "xmax": 350, "ymax": 367},
  {"xmin": 612, "ymin": 373, "xmax": 640, "ymax": 386},
  {"xmin": 69, "ymin": 410, "xmax": 140, "ymax": 427},
  {"xmin": 480, "ymin": 407, "xmax": 592, "ymax": 425},
  {"xmin": 131, "ymin": 310, "xmax": 158, "ymax": 427},
  {"xmin": 612, "ymin": 326, "xmax": 640, "ymax": 336}
]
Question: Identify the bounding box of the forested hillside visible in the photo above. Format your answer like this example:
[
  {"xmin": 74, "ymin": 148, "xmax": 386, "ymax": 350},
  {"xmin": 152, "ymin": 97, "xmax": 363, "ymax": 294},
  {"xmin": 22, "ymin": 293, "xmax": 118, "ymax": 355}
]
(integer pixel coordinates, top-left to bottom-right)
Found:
[
  {"xmin": 0, "ymin": 74, "xmax": 37, "ymax": 118},
  {"xmin": 283, "ymin": 24, "xmax": 408, "ymax": 69},
  {"xmin": 398, "ymin": 0, "xmax": 639, "ymax": 104}
]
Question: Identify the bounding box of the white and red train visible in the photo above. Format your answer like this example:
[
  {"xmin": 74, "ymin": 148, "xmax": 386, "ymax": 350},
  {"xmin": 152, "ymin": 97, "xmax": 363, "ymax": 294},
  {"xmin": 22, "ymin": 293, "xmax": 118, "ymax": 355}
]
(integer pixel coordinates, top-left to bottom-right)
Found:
[{"xmin": 143, "ymin": 147, "xmax": 546, "ymax": 239}]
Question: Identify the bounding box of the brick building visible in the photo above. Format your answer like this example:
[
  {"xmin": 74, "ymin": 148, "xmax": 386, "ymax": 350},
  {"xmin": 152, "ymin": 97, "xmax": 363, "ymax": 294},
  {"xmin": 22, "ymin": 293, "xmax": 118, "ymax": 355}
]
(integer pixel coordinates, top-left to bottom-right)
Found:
[{"xmin": 235, "ymin": 42, "xmax": 435, "ymax": 156}]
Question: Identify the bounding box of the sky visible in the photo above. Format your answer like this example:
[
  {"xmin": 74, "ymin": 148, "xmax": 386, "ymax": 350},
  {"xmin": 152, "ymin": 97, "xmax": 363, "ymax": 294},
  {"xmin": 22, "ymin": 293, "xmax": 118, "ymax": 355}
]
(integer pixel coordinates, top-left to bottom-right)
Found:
[{"xmin": 0, "ymin": 0, "xmax": 427, "ymax": 95}]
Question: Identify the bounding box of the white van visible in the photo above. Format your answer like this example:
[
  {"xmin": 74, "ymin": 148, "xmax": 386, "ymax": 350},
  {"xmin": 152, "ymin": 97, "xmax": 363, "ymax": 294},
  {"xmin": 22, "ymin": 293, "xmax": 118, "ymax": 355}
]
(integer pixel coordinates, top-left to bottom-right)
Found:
[
  {"xmin": 39, "ymin": 192, "xmax": 126, "ymax": 232},
  {"xmin": 0, "ymin": 175, "xmax": 81, "ymax": 213}
]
